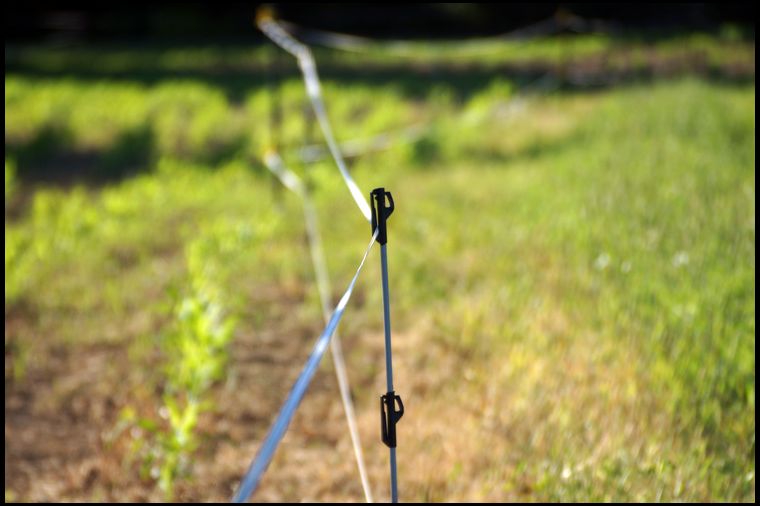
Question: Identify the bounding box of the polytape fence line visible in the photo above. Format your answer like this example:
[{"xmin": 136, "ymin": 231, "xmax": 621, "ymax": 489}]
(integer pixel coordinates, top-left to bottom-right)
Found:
[
  {"xmin": 257, "ymin": 15, "xmax": 386, "ymax": 499},
  {"xmin": 290, "ymin": 122, "xmax": 428, "ymax": 164},
  {"xmin": 232, "ymin": 11, "xmax": 383, "ymax": 502},
  {"xmin": 262, "ymin": 150, "xmax": 374, "ymax": 502},
  {"xmin": 257, "ymin": 12, "xmax": 372, "ymax": 222},
  {"xmin": 275, "ymin": 10, "xmax": 600, "ymax": 57},
  {"xmin": 232, "ymin": 228, "xmax": 379, "ymax": 503}
]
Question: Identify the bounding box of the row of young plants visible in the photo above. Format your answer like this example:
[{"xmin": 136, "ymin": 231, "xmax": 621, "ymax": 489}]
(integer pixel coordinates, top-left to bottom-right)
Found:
[
  {"xmin": 121, "ymin": 217, "xmax": 256, "ymax": 498},
  {"xmin": 4, "ymin": 154, "xmax": 274, "ymax": 498},
  {"xmin": 5, "ymin": 76, "xmax": 419, "ymax": 175}
]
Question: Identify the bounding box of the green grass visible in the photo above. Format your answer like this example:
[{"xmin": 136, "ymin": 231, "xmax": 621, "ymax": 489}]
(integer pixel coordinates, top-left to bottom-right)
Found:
[
  {"xmin": 389, "ymin": 81, "xmax": 754, "ymax": 501},
  {"xmin": 4, "ymin": 36, "xmax": 755, "ymax": 502},
  {"xmin": 4, "ymin": 74, "xmax": 421, "ymax": 177}
]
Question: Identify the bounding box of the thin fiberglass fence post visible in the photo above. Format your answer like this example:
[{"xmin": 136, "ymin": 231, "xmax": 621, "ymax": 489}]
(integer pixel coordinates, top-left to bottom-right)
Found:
[
  {"xmin": 371, "ymin": 188, "xmax": 404, "ymax": 503},
  {"xmin": 381, "ymin": 243, "xmax": 398, "ymax": 502}
]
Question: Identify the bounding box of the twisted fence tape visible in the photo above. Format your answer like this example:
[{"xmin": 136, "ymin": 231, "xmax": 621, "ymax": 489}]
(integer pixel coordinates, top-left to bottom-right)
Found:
[
  {"xmin": 262, "ymin": 150, "xmax": 374, "ymax": 502},
  {"xmin": 232, "ymin": 228, "xmax": 379, "ymax": 503}
]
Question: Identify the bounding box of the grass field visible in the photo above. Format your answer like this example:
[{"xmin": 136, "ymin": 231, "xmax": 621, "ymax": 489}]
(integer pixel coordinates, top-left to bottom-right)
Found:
[{"xmin": 4, "ymin": 32, "xmax": 756, "ymax": 502}]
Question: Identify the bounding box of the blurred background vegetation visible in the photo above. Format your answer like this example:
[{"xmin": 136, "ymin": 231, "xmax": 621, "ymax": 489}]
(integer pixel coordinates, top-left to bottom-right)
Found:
[{"xmin": 4, "ymin": 3, "xmax": 755, "ymax": 503}]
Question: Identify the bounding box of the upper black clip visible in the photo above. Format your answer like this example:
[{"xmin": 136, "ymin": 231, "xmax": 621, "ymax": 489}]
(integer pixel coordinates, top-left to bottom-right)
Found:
[
  {"xmin": 380, "ymin": 390, "xmax": 404, "ymax": 448},
  {"xmin": 370, "ymin": 187, "xmax": 395, "ymax": 245}
]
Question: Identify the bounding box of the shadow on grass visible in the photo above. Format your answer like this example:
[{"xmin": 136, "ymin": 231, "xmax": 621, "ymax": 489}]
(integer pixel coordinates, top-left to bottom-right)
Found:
[
  {"xmin": 7, "ymin": 124, "xmax": 154, "ymax": 185},
  {"xmin": 6, "ymin": 123, "xmax": 253, "ymax": 187}
]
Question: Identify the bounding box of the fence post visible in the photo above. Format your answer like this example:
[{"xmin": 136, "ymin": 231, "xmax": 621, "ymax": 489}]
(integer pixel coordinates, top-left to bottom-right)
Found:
[
  {"xmin": 269, "ymin": 47, "xmax": 285, "ymax": 206},
  {"xmin": 371, "ymin": 188, "xmax": 403, "ymax": 503}
]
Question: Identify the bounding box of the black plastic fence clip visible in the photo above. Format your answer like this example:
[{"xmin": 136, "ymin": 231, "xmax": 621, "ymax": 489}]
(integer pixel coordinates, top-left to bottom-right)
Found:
[
  {"xmin": 370, "ymin": 187, "xmax": 395, "ymax": 245},
  {"xmin": 380, "ymin": 391, "xmax": 404, "ymax": 448}
]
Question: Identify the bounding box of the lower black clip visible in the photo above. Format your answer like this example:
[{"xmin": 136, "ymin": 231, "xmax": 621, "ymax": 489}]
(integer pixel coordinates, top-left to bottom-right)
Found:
[{"xmin": 380, "ymin": 391, "xmax": 404, "ymax": 448}]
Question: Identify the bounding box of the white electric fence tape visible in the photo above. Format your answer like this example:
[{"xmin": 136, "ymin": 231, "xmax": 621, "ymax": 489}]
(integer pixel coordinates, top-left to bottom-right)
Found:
[
  {"xmin": 276, "ymin": 13, "xmax": 594, "ymax": 57},
  {"xmin": 258, "ymin": 17, "xmax": 373, "ymax": 222},
  {"xmin": 262, "ymin": 151, "xmax": 374, "ymax": 502},
  {"xmin": 292, "ymin": 123, "xmax": 427, "ymax": 164},
  {"xmin": 233, "ymin": 228, "xmax": 379, "ymax": 503}
]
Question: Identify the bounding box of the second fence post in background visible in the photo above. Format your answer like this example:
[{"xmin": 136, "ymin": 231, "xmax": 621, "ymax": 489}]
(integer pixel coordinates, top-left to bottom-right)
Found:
[
  {"xmin": 268, "ymin": 46, "xmax": 285, "ymax": 207},
  {"xmin": 371, "ymin": 188, "xmax": 404, "ymax": 503}
]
